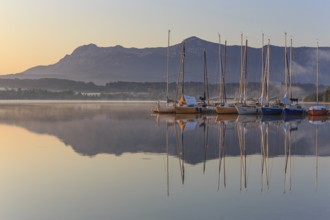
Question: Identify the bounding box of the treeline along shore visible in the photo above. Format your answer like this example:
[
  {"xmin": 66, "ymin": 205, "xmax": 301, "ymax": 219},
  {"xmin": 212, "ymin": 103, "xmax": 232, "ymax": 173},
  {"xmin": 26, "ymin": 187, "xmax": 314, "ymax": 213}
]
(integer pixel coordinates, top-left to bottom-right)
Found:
[{"xmin": 0, "ymin": 78, "xmax": 329, "ymax": 101}]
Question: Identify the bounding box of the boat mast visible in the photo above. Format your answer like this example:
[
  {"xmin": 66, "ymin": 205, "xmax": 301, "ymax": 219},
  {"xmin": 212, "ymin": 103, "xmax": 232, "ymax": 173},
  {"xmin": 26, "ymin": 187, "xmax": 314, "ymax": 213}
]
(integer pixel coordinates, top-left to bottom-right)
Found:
[
  {"xmin": 182, "ymin": 42, "xmax": 185, "ymax": 97},
  {"xmin": 223, "ymin": 41, "xmax": 227, "ymax": 104},
  {"xmin": 316, "ymin": 41, "xmax": 319, "ymax": 104},
  {"xmin": 203, "ymin": 49, "xmax": 210, "ymax": 105},
  {"xmin": 260, "ymin": 33, "xmax": 265, "ymax": 102},
  {"xmin": 289, "ymin": 38, "xmax": 293, "ymax": 99},
  {"xmin": 243, "ymin": 39, "xmax": 248, "ymax": 105},
  {"xmin": 218, "ymin": 34, "xmax": 222, "ymax": 104},
  {"xmin": 284, "ymin": 32, "xmax": 288, "ymax": 98},
  {"xmin": 266, "ymin": 39, "xmax": 270, "ymax": 104},
  {"xmin": 166, "ymin": 30, "xmax": 170, "ymax": 103},
  {"xmin": 175, "ymin": 41, "xmax": 185, "ymax": 102},
  {"xmin": 239, "ymin": 33, "xmax": 244, "ymax": 103}
]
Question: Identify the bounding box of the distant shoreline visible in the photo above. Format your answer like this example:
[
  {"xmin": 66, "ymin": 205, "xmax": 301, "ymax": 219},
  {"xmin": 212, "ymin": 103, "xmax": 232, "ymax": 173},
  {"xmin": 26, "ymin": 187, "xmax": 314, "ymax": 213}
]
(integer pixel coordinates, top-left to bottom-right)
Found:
[
  {"xmin": 0, "ymin": 100, "xmax": 158, "ymax": 104},
  {"xmin": 0, "ymin": 100, "xmax": 329, "ymax": 105}
]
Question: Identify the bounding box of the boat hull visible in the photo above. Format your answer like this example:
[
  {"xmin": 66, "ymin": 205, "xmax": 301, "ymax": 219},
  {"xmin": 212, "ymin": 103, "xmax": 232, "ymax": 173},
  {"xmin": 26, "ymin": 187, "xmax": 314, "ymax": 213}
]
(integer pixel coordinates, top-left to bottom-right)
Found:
[
  {"xmin": 152, "ymin": 104, "xmax": 175, "ymax": 114},
  {"xmin": 216, "ymin": 106, "xmax": 237, "ymax": 114},
  {"xmin": 261, "ymin": 106, "xmax": 283, "ymax": 115},
  {"xmin": 236, "ymin": 105, "xmax": 259, "ymax": 115},
  {"xmin": 307, "ymin": 109, "xmax": 328, "ymax": 116},
  {"xmin": 202, "ymin": 106, "xmax": 217, "ymax": 114},
  {"xmin": 283, "ymin": 108, "xmax": 304, "ymax": 115},
  {"xmin": 175, "ymin": 106, "xmax": 200, "ymax": 114}
]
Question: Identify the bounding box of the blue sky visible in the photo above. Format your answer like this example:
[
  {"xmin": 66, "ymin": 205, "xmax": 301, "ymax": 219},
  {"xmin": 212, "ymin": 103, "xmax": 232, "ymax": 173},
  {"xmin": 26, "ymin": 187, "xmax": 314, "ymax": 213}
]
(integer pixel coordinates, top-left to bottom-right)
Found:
[{"xmin": 0, "ymin": 0, "xmax": 329, "ymax": 73}]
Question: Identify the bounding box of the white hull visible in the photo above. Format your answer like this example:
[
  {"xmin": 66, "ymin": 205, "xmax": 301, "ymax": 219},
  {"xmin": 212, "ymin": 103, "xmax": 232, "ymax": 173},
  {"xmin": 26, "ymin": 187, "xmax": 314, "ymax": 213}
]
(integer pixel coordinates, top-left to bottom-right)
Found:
[
  {"xmin": 152, "ymin": 103, "xmax": 175, "ymax": 114},
  {"xmin": 236, "ymin": 105, "xmax": 259, "ymax": 115}
]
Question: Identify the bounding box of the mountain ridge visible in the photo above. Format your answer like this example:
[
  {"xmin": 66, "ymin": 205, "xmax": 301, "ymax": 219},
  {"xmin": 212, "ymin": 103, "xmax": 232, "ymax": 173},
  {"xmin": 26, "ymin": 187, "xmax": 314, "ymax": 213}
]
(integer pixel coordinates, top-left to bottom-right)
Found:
[{"xmin": 2, "ymin": 36, "xmax": 330, "ymax": 85}]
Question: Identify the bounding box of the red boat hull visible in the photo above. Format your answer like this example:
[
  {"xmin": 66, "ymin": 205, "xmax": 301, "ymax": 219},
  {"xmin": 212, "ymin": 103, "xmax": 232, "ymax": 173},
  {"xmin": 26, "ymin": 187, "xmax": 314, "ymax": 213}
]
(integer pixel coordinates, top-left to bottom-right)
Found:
[{"xmin": 307, "ymin": 109, "xmax": 328, "ymax": 116}]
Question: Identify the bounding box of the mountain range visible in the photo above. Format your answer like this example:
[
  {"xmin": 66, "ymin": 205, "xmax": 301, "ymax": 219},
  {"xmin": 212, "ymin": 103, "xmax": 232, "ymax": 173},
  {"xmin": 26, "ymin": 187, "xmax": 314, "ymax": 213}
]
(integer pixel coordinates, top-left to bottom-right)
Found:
[{"xmin": 3, "ymin": 36, "xmax": 330, "ymax": 85}]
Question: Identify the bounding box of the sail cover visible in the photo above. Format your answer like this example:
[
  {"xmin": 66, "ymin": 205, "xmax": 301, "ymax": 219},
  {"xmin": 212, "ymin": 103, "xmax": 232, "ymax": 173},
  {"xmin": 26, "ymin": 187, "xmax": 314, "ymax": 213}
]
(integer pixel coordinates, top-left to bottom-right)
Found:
[{"xmin": 183, "ymin": 95, "xmax": 198, "ymax": 106}]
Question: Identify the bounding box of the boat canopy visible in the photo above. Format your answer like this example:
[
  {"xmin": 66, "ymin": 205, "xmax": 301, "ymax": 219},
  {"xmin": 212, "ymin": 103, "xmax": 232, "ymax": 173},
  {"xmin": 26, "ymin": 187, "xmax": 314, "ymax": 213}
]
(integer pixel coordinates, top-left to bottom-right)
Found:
[
  {"xmin": 179, "ymin": 95, "xmax": 198, "ymax": 107},
  {"xmin": 280, "ymin": 95, "xmax": 291, "ymax": 105},
  {"xmin": 308, "ymin": 105, "xmax": 327, "ymax": 111}
]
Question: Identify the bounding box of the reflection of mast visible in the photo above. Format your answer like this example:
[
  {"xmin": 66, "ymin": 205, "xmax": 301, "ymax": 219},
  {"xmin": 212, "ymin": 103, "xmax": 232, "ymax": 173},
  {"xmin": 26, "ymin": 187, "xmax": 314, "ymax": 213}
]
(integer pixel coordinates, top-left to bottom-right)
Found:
[
  {"xmin": 201, "ymin": 117, "xmax": 209, "ymax": 174},
  {"xmin": 283, "ymin": 122, "xmax": 292, "ymax": 193},
  {"xmin": 237, "ymin": 121, "xmax": 247, "ymax": 191},
  {"xmin": 316, "ymin": 125, "xmax": 319, "ymax": 189},
  {"xmin": 174, "ymin": 121, "xmax": 185, "ymax": 184},
  {"xmin": 260, "ymin": 122, "xmax": 269, "ymax": 192},
  {"xmin": 166, "ymin": 121, "xmax": 170, "ymax": 196},
  {"xmin": 218, "ymin": 121, "xmax": 226, "ymax": 190},
  {"xmin": 309, "ymin": 117, "xmax": 325, "ymax": 190}
]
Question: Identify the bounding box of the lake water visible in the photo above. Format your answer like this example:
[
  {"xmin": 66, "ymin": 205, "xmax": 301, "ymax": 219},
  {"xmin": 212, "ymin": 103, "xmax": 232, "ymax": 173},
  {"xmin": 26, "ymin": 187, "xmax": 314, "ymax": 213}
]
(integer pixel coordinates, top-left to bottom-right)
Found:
[{"xmin": 1, "ymin": 102, "xmax": 330, "ymax": 220}]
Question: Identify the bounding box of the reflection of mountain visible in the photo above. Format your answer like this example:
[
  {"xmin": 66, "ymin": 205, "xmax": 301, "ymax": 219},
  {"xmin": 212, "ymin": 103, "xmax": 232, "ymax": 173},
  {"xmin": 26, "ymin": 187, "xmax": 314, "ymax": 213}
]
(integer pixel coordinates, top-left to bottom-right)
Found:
[
  {"xmin": 0, "ymin": 103, "xmax": 329, "ymax": 162},
  {"xmin": 0, "ymin": 103, "xmax": 162, "ymax": 156}
]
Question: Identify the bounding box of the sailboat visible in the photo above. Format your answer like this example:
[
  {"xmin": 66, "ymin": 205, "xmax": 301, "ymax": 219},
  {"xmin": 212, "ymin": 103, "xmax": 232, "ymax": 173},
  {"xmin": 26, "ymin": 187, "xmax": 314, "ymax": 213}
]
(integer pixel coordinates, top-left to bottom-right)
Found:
[
  {"xmin": 174, "ymin": 41, "xmax": 200, "ymax": 114},
  {"xmin": 260, "ymin": 39, "xmax": 283, "ymax": 115},
  {"xmin": 200, "ymin": 50, "xmax": 217, "ymax": 114},
  {"xmin": 216, "ymin": 36, "xmax": 237, "ymax": 114},
  {"xmin": 282, "ymin": 34, "xmax": 304, "ymax": 115},
  {"xmin": 235, "ymin": 38, "xmax": 259, "ymax": 115},
  {"xmin": 152, "ymin": 30, "xmax": 175, "ymax": 114},
  {"xmin": 307, "ymin": 42, "xmax": 328, "ymax": 116}
]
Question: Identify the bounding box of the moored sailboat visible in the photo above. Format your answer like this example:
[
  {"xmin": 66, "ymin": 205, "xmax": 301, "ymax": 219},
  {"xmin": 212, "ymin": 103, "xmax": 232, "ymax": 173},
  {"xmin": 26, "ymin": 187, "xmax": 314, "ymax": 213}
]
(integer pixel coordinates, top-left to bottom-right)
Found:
[
  {"xmin": 235, "ymin": 37, "xmax": 259, "ymax": 115},
  {"xmin": 282, "ymin": 34, "xmax": 304, "ymax": 115},
  {"xmin": 215, "ymin": 36, "xmax": 237, "ymax": 114},
  {"xmin": 200, "ymin": 49, "xmax": 216, "ymax": 114},
  {"xmin": 307, "ymin": 42, "xmax": 328, "ymax": 116},
  {"xmin": 174, "ymin": 41, "xmax": 201, "ymax": 114},
  {"xmin": 261, "ymin": 39, "xmax": 283, "ymax": 115},
  {"xmin": 152, "ymin": 30, "xmax": 175, "ymax": 114}
]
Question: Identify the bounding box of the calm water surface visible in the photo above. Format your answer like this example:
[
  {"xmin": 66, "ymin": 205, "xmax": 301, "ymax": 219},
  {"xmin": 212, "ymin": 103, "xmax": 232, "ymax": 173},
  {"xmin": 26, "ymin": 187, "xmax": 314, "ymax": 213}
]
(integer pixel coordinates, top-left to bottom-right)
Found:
[{"xmin": 1, "ymin": 102, "xmax": 330, "ymax": 220}]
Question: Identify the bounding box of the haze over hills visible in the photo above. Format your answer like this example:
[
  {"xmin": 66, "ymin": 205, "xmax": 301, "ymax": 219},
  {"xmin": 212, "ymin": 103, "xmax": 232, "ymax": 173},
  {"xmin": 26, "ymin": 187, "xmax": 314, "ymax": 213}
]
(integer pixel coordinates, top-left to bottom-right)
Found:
[{"xmin": 3, "ymin": 36, "xmax": 330, "ymax": 86}]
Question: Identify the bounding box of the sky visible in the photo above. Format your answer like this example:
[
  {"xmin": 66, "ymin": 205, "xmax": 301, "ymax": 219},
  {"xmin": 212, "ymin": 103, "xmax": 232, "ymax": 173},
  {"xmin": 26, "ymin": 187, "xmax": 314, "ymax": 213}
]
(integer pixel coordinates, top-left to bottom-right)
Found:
[{"xmin": 0, "ymin": 0, "xmax": 329, "ymax": 74}]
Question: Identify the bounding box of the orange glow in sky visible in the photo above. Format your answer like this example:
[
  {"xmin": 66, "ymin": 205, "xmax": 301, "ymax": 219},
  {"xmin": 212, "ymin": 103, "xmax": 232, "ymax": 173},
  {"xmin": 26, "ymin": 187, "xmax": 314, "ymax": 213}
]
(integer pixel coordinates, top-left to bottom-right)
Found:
[{"xmin": 0, "ymin": 0, "xmax": 330, "ymax": 74}]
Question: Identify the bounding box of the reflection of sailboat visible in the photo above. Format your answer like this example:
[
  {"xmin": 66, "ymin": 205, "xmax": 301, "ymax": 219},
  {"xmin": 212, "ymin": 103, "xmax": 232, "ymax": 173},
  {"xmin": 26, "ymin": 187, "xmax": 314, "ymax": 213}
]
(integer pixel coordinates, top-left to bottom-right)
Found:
[
  {"xmin": 283, "ymin": 121, "xmax": 294, "ymax": 193},
  {"xmin": 200, "ymin": 117, "xmax": 209, "ymax": 174},
  {"xmin": 216, "ymin": 114, "xmax": 238, "ymax": 123},
  {"xmin": 218, "ymin": 120, "xmax": 227, "ymax": 190},
  {"xmin": 174, "ymin": 120, "xmax": 185, "ymax": 184},
  {"xmin": 260, "ymin": 122, "xmax": 269, "ymax": 192},
  {"xmin": 236, "ymin": 119, "xmax": 248, "ymax": 190},
  {"xmin": 308, "ymin": 115, "xmax": 326, "ymax": 189},
  {"xmin": 174, "ymin": 118, "xmax": 198, "ymax": 184},
  {"xmin": 237, "ymin": 115, "xmax": 258, "ymax": 124},
  {"xmin": 260, "ymin": 115, "xmax": 283, "ymax": 123},
  {"xmin": 165, "ymin": 121, "xmax": 170, "ymax": 196},
  {"xmin": 308, "ymin": 115, "xmax": 328, "ymax": 124},
  {"xmin": 152, "ymin": 30, "xmax": 175, "ymax": 114},
  {"xmin": 283, "ymin": 114, "xmax": 305, "ymax": 122}
]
